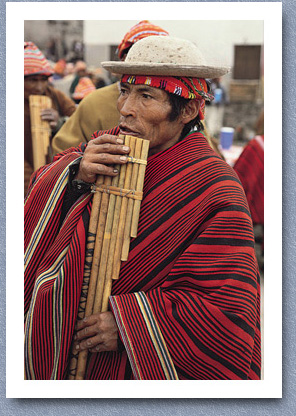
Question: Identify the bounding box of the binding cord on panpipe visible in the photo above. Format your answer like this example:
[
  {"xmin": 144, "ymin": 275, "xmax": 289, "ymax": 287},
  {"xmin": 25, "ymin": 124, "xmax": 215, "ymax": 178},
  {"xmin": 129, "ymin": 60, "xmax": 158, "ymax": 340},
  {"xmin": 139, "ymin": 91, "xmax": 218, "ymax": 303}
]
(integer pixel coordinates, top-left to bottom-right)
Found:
[
  {"xmin": 29, "ymin": 95, "xmax": 52, "ymax": 171},
  {"xmin": 67, "ymin": 135, "xmax": 149, "ymax": 380}
]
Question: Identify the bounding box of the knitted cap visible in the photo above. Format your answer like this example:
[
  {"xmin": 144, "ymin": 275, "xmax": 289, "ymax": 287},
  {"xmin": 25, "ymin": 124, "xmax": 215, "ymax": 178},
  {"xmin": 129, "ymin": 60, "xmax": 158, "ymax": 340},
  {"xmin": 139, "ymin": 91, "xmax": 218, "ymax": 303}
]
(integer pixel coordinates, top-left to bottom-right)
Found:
[
  {"xmin": 72, "ymin": 77, "xmax": 96, "ymax": 100},
  {"xmin": 117, "ymin": 20, "xmax": 169, "ymax": 60},
  {"xmin": 24, "ymin": 41, "xmax": 54, "ymax": 77}
]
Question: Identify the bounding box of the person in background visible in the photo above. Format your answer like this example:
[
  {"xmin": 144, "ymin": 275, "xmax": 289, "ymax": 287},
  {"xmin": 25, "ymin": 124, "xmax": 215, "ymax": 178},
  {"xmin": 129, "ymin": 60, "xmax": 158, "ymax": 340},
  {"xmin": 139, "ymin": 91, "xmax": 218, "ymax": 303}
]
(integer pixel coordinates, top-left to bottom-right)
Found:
[
  {"xmin": 69, "ymin": 60, "xmax": 88, "ymax": 97},
  {"xmin": 88, "ymin": 67, "xmax": 108, "ymax": 89},
  {"xmin": 52, "ymin": 59, "xmax": 67, "ymax": 80},
  {"xmin": 51, "ymin": 20, "xmax": 169, "ymax": 155},
  {"xmin": 25, "ymin": 35, "xmax": 260, "ymax": 381},
  {"xmin": 24, "ymin": 42, "xmax": 76, "ymax": 197},
  {"xmin": 72, "ymin": 76, "xmax": 96, "ymax": 104},
  {"xmin": 51, "ymin": 62, "xmax": 76, "ymax": 98},
  {"xmin": 233, "ymin": 110, "xmax": 264, "ymax": 227}
]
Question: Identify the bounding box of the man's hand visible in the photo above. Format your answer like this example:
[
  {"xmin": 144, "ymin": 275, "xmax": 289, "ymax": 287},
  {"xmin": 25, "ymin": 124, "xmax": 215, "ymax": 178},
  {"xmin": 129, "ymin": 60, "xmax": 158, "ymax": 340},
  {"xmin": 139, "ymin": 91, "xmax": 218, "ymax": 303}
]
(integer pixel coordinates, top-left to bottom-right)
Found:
[
  {"xmin": 40, "ymin": 108, "xmax": 59, "ymax": 130},
  {"xmin": 74, "ymin": 311, "xmax": 119, "ymax": 353},
  {"xmin": 76, "ymin": 135, "xmax": 130, "ymax": 183}
]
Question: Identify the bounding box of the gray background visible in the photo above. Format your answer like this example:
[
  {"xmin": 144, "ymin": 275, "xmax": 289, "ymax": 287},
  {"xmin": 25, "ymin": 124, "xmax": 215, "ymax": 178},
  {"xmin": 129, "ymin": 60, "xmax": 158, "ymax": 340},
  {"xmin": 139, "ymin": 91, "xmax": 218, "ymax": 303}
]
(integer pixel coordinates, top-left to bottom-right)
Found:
[{"xmin": 1, "ymin": 0, "xmax": 294, "ymax": 414}]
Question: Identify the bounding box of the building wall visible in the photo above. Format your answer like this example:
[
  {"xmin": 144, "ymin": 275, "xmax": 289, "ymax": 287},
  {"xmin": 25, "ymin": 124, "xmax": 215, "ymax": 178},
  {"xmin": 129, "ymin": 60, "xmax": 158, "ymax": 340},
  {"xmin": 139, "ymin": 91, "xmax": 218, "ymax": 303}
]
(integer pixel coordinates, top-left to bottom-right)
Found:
[
  {"xmin": 83, "ymin": 20, "xmax": 264, "ymax": 67},
  {"xmin": 24, "ymin": 20, "xmax": 84, "ymax": 62},
  {"xmin": 24, "ymin": 20, "xmax": 264, "ymax": 76}
]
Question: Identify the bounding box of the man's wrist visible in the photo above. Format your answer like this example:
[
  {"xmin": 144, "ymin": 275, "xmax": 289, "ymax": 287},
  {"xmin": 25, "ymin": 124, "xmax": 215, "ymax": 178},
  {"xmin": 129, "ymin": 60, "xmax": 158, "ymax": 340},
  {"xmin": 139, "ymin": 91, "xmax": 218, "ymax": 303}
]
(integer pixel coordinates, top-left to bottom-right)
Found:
[
  {"xmin": 72, "ymin": 178, "xmax": 93, "ymax": 193},
  {"xmin": 69, "ymin": 159, "xmax": 93, "ymax": 194}
]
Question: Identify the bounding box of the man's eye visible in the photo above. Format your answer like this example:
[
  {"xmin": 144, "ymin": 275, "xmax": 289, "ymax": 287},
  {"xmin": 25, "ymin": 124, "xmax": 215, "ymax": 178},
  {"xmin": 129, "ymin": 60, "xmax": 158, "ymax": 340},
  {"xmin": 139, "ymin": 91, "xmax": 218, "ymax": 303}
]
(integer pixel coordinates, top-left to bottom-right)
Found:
[
  {"xmin": 120, "ymin": 88, "xmax": 127, "ymax": 95},
  {"xmin": 142, "ymin": 93, "xmax": 152, "ymax": 99}
]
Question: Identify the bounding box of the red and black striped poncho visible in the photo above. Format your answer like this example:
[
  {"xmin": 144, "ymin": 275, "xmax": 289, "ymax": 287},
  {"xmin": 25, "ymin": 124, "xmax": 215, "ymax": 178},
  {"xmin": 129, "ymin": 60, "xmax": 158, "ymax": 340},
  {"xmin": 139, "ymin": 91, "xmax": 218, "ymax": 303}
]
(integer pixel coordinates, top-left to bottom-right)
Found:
[{"xmin": 24, "ymin": 127, "xmax": 261, "ymax": 380}]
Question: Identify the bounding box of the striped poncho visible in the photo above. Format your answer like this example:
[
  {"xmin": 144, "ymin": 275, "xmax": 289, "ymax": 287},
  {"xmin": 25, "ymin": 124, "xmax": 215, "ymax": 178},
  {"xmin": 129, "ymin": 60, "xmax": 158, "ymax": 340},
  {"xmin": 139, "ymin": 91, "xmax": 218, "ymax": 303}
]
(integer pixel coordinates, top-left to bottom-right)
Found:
[
  {"xmin": 233, "ymin": 135, "xmax": 264, "ymax": 226},
  {"xmin": 24, "ymin": 127, "xmax": 261, "ymax": 380}
]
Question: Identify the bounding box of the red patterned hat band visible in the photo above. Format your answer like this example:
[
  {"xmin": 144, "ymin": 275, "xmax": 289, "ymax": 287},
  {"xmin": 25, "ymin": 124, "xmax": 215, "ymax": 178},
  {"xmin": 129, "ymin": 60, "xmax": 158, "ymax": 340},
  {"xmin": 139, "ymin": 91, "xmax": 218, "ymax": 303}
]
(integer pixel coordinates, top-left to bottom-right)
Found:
[{"xmin": 121, "ymin": 74, "xmax": 214, "ymax": 120}]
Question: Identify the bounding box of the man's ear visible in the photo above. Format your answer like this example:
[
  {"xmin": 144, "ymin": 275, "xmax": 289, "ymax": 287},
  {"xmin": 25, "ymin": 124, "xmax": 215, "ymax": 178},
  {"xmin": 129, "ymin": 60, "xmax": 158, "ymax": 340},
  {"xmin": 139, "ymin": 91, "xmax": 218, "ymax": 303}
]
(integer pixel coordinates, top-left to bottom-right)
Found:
[{"xmin": 181, "ymin": 100, "xmax": 200, "ymax": 124}]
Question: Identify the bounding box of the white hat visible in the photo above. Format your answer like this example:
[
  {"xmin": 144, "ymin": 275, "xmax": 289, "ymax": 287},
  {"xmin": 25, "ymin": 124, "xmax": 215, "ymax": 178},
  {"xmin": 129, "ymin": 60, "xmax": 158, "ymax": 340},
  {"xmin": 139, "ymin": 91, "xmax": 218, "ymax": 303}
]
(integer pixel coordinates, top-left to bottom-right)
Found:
[{"xmin": 102, "ymin": 36, "xmax": 230, "ymax": 78}]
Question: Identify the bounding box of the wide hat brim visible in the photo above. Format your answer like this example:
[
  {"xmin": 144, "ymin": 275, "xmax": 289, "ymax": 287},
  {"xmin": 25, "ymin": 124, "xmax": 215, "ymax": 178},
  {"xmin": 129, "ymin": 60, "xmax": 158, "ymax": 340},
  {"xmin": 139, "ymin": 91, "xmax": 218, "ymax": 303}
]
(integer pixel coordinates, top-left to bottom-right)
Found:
[{"xmin": 101, "ymin": 61, "xmax": 230, "ymax": 78}]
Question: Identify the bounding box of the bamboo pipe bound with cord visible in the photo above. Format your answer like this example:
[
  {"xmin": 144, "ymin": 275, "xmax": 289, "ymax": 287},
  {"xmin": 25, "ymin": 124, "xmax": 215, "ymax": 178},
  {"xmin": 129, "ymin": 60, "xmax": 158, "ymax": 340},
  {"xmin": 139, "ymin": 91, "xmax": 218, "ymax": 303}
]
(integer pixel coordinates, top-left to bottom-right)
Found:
[
  {"xmin": 29, "ymin": 95, "xmax": 52, "ymax": 171},
  {"xmin": 67, "ymin": 135, "xmax": 149, "ymax": 380}
]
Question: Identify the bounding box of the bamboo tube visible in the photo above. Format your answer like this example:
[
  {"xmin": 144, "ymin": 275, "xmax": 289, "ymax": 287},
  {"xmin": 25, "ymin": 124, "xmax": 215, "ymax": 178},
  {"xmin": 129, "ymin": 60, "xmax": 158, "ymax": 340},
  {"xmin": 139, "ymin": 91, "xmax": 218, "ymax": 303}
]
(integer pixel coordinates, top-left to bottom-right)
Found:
[
  {"xmin": 73, "ymin": 139, "xmax": 128, "ymax": 380},
  {"xmin": 130, "ymin": 139, "xmax": 150, "ymax": 238},
  {"xmin": 74, "ymin": 174, "xmax": 112, "ymax": 380},
  {"xmin": 91, "ymin": 156, "xmax": 125, "ymax": 315},
  {"xmin": 67, "ymin": 174, "xmax": 104, "ymax": 379},
  {"xmin": 100, "ymin": 136, "xmax": 137, "ymax": 310},
  {"xmin": 121, "ymin": 138, "xmax": 143, "ymax": 261},
  {"xmin": 29, "ymin": 95, "xmax": 52, "ymax": 171},
  {"xmin": 111, "ymin": 137, "xmax": 136, "ymax": 281},
  {"xmin": 99, "ymin": 137, "xmax": 131, "ymax": 312}
]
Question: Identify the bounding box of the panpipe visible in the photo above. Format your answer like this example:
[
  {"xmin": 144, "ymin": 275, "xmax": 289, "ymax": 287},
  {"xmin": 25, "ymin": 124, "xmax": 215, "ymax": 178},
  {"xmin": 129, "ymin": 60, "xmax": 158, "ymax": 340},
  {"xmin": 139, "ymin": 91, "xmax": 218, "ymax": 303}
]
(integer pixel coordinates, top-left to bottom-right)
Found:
[
  {"xmin": 29, "ymin": 95, "xmax": 52, "ymax": 171},
  {"xmin": 67, "ymin": 134, "xmax": 150, "ymax": 380}
]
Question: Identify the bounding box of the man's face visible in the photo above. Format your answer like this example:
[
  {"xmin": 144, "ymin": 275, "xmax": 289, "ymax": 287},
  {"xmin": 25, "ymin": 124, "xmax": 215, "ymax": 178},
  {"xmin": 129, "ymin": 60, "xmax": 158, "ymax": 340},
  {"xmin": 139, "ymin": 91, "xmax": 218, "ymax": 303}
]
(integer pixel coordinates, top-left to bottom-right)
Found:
[
  {"xmin": 118, "ymin": 82, "xmax": 185, "ymax": 155},
  {"xmin": 24, "ymin": 75, "xmax": 49, "ymax": 99}
]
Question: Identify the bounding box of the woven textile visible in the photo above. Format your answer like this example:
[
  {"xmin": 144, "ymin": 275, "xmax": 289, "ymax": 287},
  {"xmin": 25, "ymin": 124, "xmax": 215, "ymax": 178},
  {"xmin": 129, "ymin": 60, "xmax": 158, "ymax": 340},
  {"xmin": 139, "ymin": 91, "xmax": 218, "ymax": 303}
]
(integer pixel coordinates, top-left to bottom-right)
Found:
[
  {"xmin": 24, "ymin": 127, "xmax": 261, "ymax": 380},
  {"xmin": 234, "ymin": 135, "xmax": 264, "ymax": 225},
  {"xmin": 24, "ymin": 41, "xmax": 54, "ymax": 77},
  {"xmin": 121, "ymin": 74, "xmax": 213, "ymax": 120},
  {"xmin": 117, "ymin": 20, "xmax": 169, "ymax": 59}
]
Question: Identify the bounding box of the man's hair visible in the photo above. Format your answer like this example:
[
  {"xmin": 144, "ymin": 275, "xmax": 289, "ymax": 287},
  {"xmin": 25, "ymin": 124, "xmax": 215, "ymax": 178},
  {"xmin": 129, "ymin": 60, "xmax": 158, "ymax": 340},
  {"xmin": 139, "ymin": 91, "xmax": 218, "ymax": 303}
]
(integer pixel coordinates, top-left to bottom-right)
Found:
[{"xmin": 167, "ymin": 80, "xmax": 212, "ymax": 139}]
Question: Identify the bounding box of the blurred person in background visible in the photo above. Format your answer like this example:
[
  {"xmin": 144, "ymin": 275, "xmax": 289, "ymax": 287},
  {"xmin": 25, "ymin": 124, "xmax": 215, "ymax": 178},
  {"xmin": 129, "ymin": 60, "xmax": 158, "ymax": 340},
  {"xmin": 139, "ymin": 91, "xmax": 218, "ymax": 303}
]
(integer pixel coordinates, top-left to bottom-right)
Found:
[
  {"xmin": 233, "ymin": 110, "xmax": 264, "ymax": 269},
  {"xmin": 72, "ymin": 76, "xmax": 96, "ymax": 104},
  {"xmin": 88, "ymin": 67, "xmax": 108, "ymax": 89},
  {"xmin": 51, "ymin": 62, "xmax": 76, "ymax": 98},
  {"xmin": 52, "ymin": 59, "xmax": 67, "ymax": 80},
  {"xmin": 52, "ymin": 20, "xmax": 169, "ymax": 154},
  {"xmin": 233, "ymin": 110, "xmax": 264, "ymax": 227},
  {"xmin": 24, "ymin": 42, "xmax": 76, "ymax": 197},
  {"xmin": 69, "ymin": 60, "xmax": 88, "ymax": 97}
]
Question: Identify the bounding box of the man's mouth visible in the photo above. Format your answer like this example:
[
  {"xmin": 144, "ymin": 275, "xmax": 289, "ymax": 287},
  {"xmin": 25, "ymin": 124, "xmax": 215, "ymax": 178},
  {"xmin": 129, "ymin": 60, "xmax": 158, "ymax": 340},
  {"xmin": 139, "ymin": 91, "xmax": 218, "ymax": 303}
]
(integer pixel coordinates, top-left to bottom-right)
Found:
[{"xmin": 119, "ymin": 124, "xmax": 140, "ymax": 136}]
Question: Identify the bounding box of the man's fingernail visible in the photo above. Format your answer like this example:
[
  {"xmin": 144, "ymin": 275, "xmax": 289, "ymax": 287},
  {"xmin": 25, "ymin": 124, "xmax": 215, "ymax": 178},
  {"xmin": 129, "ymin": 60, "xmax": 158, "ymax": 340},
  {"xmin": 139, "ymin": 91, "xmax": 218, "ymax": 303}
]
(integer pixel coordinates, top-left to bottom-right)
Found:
[
  {"xmin": 113, "ymin": 169, "xmax": 119, "ymax": 173},
  {"xmin": 122, "ymin": 146, "xmax": 129, "ymax": 151},
  {"xmin": 76, "ymin": 344, "xmax": 80, "ymax": 350},
  {"xmin": 117, "ymin": 138, "xmax": 124, "ymax": 144},
  {"xmin": 120, "ymin": 156, "xmax": 127, "ymax": 161}
]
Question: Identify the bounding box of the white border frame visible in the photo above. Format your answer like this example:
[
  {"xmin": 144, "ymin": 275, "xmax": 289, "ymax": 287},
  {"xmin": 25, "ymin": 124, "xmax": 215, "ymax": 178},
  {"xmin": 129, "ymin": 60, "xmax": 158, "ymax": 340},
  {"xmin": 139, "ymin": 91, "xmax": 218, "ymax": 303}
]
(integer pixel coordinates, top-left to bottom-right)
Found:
[{"xmin": 6, "ymin": 1, "xmax": 282, "ymax": 399}]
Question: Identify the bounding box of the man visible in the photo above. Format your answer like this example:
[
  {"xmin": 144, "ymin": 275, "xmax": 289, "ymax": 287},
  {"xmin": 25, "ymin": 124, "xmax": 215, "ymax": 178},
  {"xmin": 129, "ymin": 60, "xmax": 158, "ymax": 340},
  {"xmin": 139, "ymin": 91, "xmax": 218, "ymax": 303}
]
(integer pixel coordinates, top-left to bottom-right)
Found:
[
  {"xmin": 25, "ymin": 36, "xmax": 261, "ymax": 380},
  {"xmin": 24, "ymin": 42, "xmax": 76, "ymax": 196},
  {"xmin": 69, "ymin": 60, "xmax": 88, "ymax": 96},
  {"xmin": 51, "ymin": 20, "xmax": 169, "ymax": 155}
]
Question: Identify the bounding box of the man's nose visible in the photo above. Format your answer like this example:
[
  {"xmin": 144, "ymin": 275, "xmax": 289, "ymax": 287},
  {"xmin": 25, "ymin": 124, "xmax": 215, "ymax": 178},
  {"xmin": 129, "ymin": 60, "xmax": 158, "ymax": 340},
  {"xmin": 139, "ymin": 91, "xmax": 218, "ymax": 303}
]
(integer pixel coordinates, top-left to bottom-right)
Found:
[{"xmin": 119, "ymin": 95, "xmax": 136, "ymax": 117}]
